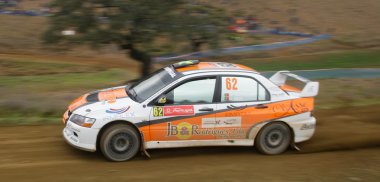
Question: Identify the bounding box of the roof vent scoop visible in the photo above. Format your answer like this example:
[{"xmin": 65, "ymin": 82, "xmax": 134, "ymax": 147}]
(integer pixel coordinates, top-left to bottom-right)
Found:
[{"xmin": 172, "ymin": 60, "xmax": 199, "ymax": 68}]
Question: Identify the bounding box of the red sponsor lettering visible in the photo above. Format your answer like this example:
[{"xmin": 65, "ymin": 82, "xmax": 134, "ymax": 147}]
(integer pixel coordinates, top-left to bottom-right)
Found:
[{"xmin": 163, "ymin": 105, "xmax": 194, "ymax": 116}]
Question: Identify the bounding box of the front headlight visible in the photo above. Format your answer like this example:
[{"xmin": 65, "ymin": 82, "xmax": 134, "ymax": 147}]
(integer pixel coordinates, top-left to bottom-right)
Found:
[{"xmin": 70, "ymin": 114, "xmax": 96, "ymax": 128}]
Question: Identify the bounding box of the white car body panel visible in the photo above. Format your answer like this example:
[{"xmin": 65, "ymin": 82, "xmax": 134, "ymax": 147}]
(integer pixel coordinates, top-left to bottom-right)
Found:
[{"xmin": 62, "ymin": 67, "xmax": 317, "ymax": 152}]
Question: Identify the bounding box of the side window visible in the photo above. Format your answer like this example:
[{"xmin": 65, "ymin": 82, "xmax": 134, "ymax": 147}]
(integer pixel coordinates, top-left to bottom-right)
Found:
[
  {"xmin": 166, "ymin": 77, "xmax": 216, "ymax": 105},
  {"xmin": 221, "ymin": 76, "xmax": 269, "ymax": 102}
]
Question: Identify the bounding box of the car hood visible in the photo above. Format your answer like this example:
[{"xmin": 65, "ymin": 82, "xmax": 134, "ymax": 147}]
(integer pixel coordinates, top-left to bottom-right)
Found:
[{"xmin": 68, "ymin": 86, "xmax": 129, "ymax": 112}]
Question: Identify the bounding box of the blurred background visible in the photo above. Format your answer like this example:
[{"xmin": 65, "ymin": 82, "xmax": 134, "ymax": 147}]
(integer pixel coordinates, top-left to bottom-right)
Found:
[{"xmin": 0, "ymin": 0, "xmax": 379, "ymax": 181}]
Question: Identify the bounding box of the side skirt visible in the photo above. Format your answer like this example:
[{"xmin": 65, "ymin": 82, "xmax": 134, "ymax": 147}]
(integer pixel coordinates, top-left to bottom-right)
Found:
[{"xmin": 145, "ymin": 139, "xmax": 254, "ymax": 149}]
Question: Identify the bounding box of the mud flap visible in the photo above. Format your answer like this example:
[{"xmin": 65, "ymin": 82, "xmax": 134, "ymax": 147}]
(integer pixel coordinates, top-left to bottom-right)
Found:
[
  {"xmin": 139, "ymin": 132, "xmax": 151, "ymax": 159},
  {"xmin": 291, "ymin": 142, "xmax": 301, "ymax": 151},
  {"xmin": 290, "ymin": 129, "xmax": 301, "ymax": 151}
]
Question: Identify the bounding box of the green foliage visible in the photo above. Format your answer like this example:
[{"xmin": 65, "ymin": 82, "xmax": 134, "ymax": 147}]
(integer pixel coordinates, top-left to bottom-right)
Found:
[
  {"xmin": 43, "ymin": 0, "xmax": 228, "ymax": 72},
  {"xmin": 169, "ymin": 4, "xmax": 228, "ymax": 51},
  {"xmin": 44, "ymin": 0, "xmax": 179, "ymax": 45}
]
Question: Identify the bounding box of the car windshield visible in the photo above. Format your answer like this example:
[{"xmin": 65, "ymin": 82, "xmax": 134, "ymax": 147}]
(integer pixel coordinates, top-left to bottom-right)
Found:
[{"xmin": 129, "ymin": 67, "xmax": 179, "ymax": 102}]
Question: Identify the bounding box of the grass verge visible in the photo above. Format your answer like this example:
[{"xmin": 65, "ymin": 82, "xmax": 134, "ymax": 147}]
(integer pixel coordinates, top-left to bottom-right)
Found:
[
  {"xmin": 1, "ymin": 50, "xmax": 380, "ymax": 125},
  {"xmin": 233, "ymin": 50, "xmax": 380, "ymax": 71}
]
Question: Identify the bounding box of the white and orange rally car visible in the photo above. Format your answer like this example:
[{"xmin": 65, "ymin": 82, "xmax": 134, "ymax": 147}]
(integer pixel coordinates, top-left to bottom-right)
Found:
[{"xmin": 63, "ymin": 60, "xmax": 319, "ymax": 161}]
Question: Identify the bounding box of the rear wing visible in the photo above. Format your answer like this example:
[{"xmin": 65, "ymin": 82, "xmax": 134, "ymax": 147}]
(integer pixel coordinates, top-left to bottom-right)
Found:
[{"xmin": 269, "ymin": 71, "xmax": 319, "ymax": 97}]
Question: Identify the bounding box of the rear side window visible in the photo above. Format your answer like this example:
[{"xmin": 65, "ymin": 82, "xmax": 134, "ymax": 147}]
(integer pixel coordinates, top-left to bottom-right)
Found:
[{"xmin": 221, "ymin": 76, "xmax": 269, "ymax": 102}]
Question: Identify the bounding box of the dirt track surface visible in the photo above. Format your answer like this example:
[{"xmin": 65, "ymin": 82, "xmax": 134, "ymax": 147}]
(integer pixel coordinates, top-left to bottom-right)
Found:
[{"xmin": 0, "ymin": 105, "xmax": 379, "ymax": 181}]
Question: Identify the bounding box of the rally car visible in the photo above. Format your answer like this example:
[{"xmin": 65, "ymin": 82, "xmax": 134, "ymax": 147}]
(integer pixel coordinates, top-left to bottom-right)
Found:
[{"xmin": 63, "ymin": 60, "xmax": 319, "ymax": 161}]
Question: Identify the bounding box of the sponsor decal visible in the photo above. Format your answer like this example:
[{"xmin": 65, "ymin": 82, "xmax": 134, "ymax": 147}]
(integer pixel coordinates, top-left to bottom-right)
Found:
[
  {"xmin": 98, "ymin": 88, "xmax": 128, "ymax": 101},
  {"xmin": 300, "ymin": 123, "xmax": 315, "ymax": 130},
  {"xmin": 272, "ymin": 103, "xmax": 291, "ymax": 117},
  {"xmin": 224, "ymin": 93, "xmax": 230, "ymax": 101},
  {"xmin": 164, "ymin": 67, "xmax": 176, "ymax": 78},
  {"xmin": 211, "ymin": 62, "xmax": 238, "ymax": 68},
  {"xmin": 107, "ymin": 99, "xmax": 117, "ymax": 104},
  {"xmin": 271, "ymin": 92, "xmax": 286, "ymax": 97},
  {"xmin": 153, "ymin": 105, "xmax": 194, "ymax": 117},
  {"xmin": 102, "ymin": 112, "xmax": 136, "ymax": 122},
  {"xmin": 167, "ymin": 122, "xmax": 245, "ymax": 139},
  {"xmin": 164, "ymin": 105, "xmax": 194, "ymax": 116},
  {"xmin": 167, "ymin": 122, "xmax": 193, "ymax": 139},
  {"xmin": 70, "ymin": 136, "xmax": 79, "ymax": 143},
  {"xmin": 291, "ymin": 100, "xmax": 310, "ymax": 113},
  {"xmin": 224, "ymin": 111, "xmax": 250, "ymax": 117},
  {"xmin": 106, "ymin": 106, "xmax": 130, "ymax": 114},
  {"xmin": 202, "ymin": 117, "xmax": 241, "ymax": 128}
]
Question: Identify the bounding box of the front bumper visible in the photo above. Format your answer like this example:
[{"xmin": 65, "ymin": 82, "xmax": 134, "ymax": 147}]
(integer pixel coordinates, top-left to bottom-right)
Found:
[{"xmin": 63, "ymin": 121, "xmax": 99, "ymax": 152}]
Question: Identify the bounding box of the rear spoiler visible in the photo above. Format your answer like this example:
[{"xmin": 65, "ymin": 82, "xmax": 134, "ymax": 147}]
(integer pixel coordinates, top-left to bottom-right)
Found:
[{"xmin": 269, "ymin": 71, "xmax": 319, "ymax": 97}]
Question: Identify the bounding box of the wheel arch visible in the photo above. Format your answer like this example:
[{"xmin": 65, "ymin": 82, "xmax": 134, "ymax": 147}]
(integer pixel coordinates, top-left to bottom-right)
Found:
[
  {"xmin": 96, "ymin": 120, "xmax": 144, "ymax": 151},
  {"xmin": 248, "ymin": 120, "xmax": 295, "ymax": 145}
]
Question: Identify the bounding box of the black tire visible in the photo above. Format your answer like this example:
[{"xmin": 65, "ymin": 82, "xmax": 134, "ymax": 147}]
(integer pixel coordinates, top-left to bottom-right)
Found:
[
  {"xmin": 99, "ymin": 124, "xmax": 140, "ymax": 162},
  {"xmin": 255, "ymin": 122, "xmax": 291, "ymax": 155}
]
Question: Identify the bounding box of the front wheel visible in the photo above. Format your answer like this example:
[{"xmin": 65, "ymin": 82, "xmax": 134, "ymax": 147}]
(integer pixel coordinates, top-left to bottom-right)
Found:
[
  {"xmin": 100, "ymin": 124, "xmax": 140, "ymax": 161},
  {"xmin": 255, "ymin": 122, "xmax": 291, "ymax": 155}
]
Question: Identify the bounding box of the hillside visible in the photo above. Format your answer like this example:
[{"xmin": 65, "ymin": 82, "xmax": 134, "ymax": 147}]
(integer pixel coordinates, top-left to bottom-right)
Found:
[{"xmin": 0, "ymin": 0, "xmax": 379, "ymax": 61}]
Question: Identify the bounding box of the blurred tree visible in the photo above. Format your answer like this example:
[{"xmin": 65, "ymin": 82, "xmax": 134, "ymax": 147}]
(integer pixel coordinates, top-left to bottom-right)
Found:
[
  {"xmin": 170, "ymin": 4, "xmax": 227, "ymax": 52},
  {"xmin": 43, "ymin": 0, "xmax": 227, "ymax": 76}
]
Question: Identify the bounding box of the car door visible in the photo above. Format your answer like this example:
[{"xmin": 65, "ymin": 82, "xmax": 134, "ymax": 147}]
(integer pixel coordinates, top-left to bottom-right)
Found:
[
  {"xmin": 214, "ymin": 75, "xmax": 271, "ymax": 139},
  {"xmin": 148, "ymin": 76, "xmax": 217, "ymax": 141}
]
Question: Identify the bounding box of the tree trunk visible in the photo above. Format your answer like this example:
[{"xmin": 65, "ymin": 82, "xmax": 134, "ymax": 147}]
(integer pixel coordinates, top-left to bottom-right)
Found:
[
  {"xmin": 191, "ymin": 39, "xmax": 202, "ymax": 52},
  {"xmin": 141, "ymin": 57, "xmax": 152, "ymax": 76},
  {"xmin": 191, "ymin": 38, "xmax": 205, "ymax": 52},
  {"xmin": 128, "ymin": 46, "xmax": 152, "ymax": 77}
]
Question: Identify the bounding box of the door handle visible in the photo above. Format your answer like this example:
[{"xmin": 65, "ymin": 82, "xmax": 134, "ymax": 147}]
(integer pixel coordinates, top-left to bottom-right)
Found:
[
  {"xmin": 227, "ymin": 104, "xmax": 247, "ymax": 110},
  {"xmin": 198, "ymin": 107, "xmax": 214, "ymax": 112},
  {"xmin": 227, "ymin": 104, "xmax": 238, "ymax": 109},
  {"xmin": 255, "ymin": 104, "xmax": 268, "ymax": 109}
]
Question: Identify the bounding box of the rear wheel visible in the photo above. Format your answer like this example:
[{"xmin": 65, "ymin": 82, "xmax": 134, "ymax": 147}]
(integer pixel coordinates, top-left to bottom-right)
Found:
[
  {"xmin": 255, "ymin": 122, "xmax": 291, "ymax": 155},
  {"xmin": 100, "ymin": 124, "xmax": 140, "ymax": 161}
]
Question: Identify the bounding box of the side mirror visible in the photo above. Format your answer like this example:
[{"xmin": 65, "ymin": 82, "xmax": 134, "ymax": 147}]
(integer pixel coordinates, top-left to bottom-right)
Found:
[{"xmin": 156, "ymin": 95, "xmax": 167, "ymax": 105}]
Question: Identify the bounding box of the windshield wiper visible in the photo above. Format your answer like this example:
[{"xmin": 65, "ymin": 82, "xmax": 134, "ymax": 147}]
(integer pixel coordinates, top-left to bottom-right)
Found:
[
  {"xmin": 127, "ymin": 88, "xmax": 138, "ymax": 102},
  {"xmin": 126, "ymin": 78, "xmax": 142, "ymax": 89}
]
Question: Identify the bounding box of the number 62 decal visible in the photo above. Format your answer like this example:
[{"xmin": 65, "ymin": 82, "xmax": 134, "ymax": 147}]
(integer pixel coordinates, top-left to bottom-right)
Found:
[
  {"xmin": 153, "ymin": 106, "xmax": 164, "ymax": 117},
  {"xmin": 226, "ymin": 77, "xmax": 238, "ymax": 90}
]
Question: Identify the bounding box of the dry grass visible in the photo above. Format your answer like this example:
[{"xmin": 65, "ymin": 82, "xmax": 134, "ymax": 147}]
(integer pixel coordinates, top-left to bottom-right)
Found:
[
  {"xmin": 208, "ymin": 0, "xmax": 380, "ymax": 39},
  {"xmin": 1, "ymin": 0, "xmax": 380, "ymax": 58},
  {"xmin": 0, "ymin": 57, "xmax": 379, "ymax": 123},
  {"xmin": 0, "ymin": 0, "xmax": 379, "ymax": 124},
  {"xmin": 0, "ymin": 55, "xmax": 139, "ymax": 121},
  {"xmin": 316, "ymin": 78, "xmax": 380, "ymax": 109}
]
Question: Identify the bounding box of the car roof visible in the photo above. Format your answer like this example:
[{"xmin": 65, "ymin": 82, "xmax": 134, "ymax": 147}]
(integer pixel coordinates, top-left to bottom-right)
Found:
[{"xmin": 175, "ymin": 62, "xmax": 257, "ymax": 74}]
